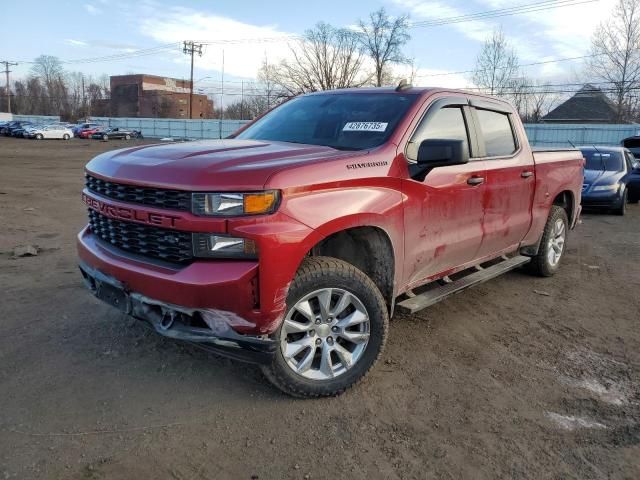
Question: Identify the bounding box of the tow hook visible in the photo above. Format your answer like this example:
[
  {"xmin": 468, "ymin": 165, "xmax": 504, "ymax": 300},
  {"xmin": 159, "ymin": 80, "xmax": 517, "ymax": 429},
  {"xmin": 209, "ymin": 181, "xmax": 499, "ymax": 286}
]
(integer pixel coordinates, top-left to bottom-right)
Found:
[{"xmin": 160, "ymin": 310, "xmax": 176, "ymax": 331}]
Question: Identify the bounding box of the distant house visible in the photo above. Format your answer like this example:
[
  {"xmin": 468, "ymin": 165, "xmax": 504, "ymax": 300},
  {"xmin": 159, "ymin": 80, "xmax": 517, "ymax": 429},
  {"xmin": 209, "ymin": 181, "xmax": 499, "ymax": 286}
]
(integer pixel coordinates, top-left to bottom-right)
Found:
[{"xmin": 542, "ymin": 84, "xmax": 619, "ymax": 124}]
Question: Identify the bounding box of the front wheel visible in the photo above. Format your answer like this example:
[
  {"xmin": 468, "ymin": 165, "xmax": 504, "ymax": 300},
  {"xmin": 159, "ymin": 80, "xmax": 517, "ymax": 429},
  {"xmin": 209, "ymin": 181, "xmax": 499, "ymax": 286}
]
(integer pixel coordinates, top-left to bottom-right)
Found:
[
  {"xmin": 124, "ymin": 134, "xmax": 131, "ymax": 140},
  {"xmin": 35, "ymin": 134, "xmax": 43, "ymax": 140},
  {"xmin": 62, "ymin": 134, "xmax": 70, "ymax": 140},
  {"xmin": 102, "ymin": 134, "xmax": 108, "ymax": 141},
  {"xmin": 614, "ymin": 189, "xmax": 627, "ymax": 216},
  {"xmin": 527, "ymin": 206, "xmax": 568, "ymax": 277},
  {"xmin": 262, "ymin": 257, "xmax": 388, "ymax": 398}
]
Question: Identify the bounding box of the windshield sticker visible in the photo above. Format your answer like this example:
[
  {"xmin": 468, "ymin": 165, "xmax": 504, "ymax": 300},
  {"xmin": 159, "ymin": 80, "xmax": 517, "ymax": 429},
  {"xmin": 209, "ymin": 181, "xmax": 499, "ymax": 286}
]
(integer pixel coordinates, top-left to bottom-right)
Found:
[{"xmin": 343, "ymin": 122, "xmax": 388, "ymax": 132}]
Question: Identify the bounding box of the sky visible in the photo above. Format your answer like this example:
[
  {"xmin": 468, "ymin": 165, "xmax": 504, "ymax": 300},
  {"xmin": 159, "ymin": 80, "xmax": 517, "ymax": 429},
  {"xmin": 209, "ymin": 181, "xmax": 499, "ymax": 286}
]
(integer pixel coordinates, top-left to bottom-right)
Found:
[{"xmin": 3, "ymin": 0, "xmax": 618, "ymax": 100}]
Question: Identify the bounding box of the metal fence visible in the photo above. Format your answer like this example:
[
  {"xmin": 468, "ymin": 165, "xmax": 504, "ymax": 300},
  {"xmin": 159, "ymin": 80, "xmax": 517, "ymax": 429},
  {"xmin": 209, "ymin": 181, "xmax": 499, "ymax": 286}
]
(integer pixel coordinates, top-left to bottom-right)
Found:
[
  {"xmin": 88, "ymin": 117, "xmax": 250, "ymax": 139},
  {"xmin": 524, "ymin": 124, "xmax": 639, "ymax": 148},
  {"xmin": 12, "ymin": 114, "xmax": 61, "ymax": 124},
  {"xmin": 86, "ymin": 118, "xmax": 640, "ymax": 144},
  {"xmin": 4, "ymin": 112, "xmax": 640, "ymax": 146}
]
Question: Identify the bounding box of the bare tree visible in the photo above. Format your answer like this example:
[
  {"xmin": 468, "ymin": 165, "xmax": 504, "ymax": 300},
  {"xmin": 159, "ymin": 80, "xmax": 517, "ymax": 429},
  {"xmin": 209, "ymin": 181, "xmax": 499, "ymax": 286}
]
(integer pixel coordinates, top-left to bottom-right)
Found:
[
  {"xmin": 357, "ymin": 8, "xmax": 411, "ymax": 87},
  {"xmin": 267, "ymin": 23, "xmax": 369, "ymax": 95},
  {"xmin": 472, "ymin": 28, "xmax": 519, "ymax": 96},
  {"xmin": 30, "ymin": 55, "xmax": 64, "ymax": 87},
  {"xmin": 589, "ymin": 0, "xmax": 640, "ymax": 121}
]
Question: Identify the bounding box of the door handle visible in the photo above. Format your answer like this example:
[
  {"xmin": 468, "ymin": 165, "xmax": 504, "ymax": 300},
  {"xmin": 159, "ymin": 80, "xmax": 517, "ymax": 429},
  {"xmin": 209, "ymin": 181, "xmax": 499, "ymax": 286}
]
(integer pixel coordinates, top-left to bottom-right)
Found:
[
  {"xmin": 467, "ymin": 176, "xmax": 485, "ymax": 186},
  {"xmin": 521, "ymin": 171, "xmax": 534, "ymax": 178}
]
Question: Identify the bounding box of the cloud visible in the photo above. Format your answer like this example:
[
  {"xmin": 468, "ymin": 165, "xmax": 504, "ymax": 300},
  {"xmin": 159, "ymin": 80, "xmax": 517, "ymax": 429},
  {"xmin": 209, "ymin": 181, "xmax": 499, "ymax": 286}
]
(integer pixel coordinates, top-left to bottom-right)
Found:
[
  {"xmin": 136, "ymin": 6, "xmax": 294, "ymax": 79},
  {"xmin": 394, "ymin": 0, "xmax": 494, "ymax": 42},
  {"xmin": 84, "ymin": 5, "xmax": 101, "ymax": 15},
  {"xmin": 64, "ymin": 39, "xmax": 89, "ymax": 47}
]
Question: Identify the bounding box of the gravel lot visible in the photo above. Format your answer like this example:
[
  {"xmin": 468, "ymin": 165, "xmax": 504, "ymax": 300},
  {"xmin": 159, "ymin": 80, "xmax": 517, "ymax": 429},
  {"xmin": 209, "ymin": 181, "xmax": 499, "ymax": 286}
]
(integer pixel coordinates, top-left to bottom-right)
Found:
[{"xmin": 1, "ymin": 137, "xmax": 639, "ymax": 479}]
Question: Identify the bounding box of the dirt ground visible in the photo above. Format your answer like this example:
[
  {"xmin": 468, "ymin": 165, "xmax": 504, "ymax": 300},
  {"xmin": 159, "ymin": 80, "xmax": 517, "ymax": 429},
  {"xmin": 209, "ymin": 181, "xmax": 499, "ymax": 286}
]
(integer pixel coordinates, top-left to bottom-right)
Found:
[{"xmin": 0, "ymin": 136, "xmax": 639, "ymax": 480}]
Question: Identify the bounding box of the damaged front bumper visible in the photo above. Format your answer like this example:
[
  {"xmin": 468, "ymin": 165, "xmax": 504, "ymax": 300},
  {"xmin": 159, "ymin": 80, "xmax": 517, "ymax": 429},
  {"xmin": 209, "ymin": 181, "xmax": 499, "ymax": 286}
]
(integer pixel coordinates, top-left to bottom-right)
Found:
[{"xmin": 79, "ymin": 261, "xmax": 276, "ymax": 364}]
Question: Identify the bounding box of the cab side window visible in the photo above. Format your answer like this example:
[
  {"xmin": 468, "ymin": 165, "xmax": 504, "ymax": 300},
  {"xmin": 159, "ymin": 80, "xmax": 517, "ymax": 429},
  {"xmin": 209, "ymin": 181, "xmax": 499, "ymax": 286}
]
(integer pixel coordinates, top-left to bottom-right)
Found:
[
  {"xmin": 475, "ymin": 109, "xmax": 517, "ymax": 157},
  {"xmin": 407, "ymin": 106, "xmax": 469, "ymax": 162}
]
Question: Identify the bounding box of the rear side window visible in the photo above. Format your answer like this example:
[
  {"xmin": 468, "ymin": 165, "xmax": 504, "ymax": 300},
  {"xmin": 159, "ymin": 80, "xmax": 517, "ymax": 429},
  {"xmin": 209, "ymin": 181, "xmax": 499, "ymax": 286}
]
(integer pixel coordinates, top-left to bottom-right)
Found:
[
  {"xmin": 407, "ymin": 106, "xmax": 469, "ymax": 161},
  {"xmin": 475, "ymin": 109, "xmax": 517, "ymax": 157}
]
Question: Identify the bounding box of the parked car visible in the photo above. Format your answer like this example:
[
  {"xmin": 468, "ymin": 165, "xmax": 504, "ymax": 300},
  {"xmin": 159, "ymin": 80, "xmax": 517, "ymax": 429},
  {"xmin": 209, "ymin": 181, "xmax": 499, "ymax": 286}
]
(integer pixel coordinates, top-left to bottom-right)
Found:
[
  {"xmin": 91, "ymin": 127, "xmax": 142, "ymax": 140},
  {"xmin": 28, "ymin": 124, "xmax": 74, "ymax": 140},
  {"xmin": 621, "ymin": 135, "xmax": 640, "ymax": 159},
  {"xmin": 21, "ymin": 124, "xmax": 46, "ymax": 138},
  {"xmin": 0, "ymin": 121, "xmax": 20, "ymax": 135},
  {"xmin": 579, "ymin": 146, "xmax": 640, "ymax": 215},
  {"xmin": 79, "ymin": 125, "xmax": 104, "ymax": 139},
  {"xmin": 78, "ymin": 85, "xmax": 584, "ymax": 397},
  {"xmin": 74, "ymin": 123, "xmax": 101, "ymax": 137},
  {"xmin": 4, "ymin": 121, "xmax": 33, "ymax": 136}
]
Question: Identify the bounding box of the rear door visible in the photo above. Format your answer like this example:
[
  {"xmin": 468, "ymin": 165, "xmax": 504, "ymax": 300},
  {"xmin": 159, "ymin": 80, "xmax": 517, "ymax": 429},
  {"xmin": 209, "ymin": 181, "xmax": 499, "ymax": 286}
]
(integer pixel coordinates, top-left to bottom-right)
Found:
[
  {"xmin": 401, "ymin": 97, "xmax": 487, "ymax": 286},
  {"xmin": 469, "ymin": 101, "xmax": 535, "ymax": 259}
]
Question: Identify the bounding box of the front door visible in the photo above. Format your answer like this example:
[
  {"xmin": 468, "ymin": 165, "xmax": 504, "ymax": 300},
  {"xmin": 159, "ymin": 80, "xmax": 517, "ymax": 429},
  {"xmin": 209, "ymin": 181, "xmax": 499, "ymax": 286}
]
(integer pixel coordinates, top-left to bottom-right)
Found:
[{"xmin": 402, "ymin": 101, "xmax": 486, "ymax": 287}]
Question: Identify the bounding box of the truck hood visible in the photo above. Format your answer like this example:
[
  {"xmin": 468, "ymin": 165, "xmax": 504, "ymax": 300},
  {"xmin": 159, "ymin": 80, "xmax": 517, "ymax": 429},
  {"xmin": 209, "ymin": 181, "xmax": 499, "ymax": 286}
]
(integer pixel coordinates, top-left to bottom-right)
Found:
[{"xmin": 86, "ymin": 139, "xmax": 359, "ymax": 191}]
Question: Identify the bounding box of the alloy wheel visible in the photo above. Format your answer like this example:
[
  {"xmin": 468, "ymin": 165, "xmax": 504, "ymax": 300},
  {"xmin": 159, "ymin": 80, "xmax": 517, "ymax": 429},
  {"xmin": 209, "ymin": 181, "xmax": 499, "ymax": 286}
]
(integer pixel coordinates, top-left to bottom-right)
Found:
[
  {"xmin": 280, "ymin": 288, "xmax": 370, "ymax": 381},
  {"xmin": 547, "ymin": 218, "xmax": 566, "ymax": 266}
]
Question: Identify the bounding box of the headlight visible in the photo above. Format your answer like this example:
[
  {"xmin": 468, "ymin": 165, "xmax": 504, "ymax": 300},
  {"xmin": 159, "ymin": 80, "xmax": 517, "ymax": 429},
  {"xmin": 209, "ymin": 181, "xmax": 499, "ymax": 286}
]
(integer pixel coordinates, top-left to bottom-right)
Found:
[
  {"xmin": 192, "ymin": 191, "xmax": 279, "ymax": 216},
  {"xmin": 192, "ymin": 234, "xmax": 257, "ymax": 259},
  {"xmin": 592, "ymin": 184, "xmax": 619, "ymax": 192}
]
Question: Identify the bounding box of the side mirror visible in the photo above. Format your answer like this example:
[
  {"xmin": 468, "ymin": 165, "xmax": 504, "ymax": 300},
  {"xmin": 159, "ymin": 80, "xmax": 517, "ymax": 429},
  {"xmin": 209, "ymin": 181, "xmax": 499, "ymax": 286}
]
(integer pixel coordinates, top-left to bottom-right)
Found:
[{"xmin": 417, "ymin": 139, "xmax": 469, "ymax": 168}]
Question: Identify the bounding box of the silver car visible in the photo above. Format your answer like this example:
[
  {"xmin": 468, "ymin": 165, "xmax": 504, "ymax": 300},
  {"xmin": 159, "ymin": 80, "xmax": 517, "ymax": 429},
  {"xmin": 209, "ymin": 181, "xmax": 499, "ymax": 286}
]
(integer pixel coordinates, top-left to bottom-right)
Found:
[{"xmin": 29, "ymin": 124, "xmax": 74, "ymax": 140}]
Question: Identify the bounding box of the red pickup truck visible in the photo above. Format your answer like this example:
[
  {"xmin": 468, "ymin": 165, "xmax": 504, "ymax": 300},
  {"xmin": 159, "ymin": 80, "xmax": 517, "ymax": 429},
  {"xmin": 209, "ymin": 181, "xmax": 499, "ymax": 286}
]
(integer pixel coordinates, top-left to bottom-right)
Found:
[{"xmin": 78, "ymin": 86, "xmax": 583, "ymax": 397}]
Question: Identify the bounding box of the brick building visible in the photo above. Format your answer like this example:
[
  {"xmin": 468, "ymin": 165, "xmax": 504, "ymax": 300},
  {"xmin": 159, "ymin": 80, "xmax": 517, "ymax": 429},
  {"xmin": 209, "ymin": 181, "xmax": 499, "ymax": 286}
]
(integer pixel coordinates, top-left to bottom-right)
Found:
[{"xmin": 109, "ymin": 74, "xmax": 214, "ymax": 119}]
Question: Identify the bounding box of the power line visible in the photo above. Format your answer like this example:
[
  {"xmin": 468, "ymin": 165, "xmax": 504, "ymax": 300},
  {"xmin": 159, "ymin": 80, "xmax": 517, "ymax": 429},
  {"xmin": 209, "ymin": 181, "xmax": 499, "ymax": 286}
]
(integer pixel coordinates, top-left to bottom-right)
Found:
[
  {"xmin": 10, "ymin": 0, "xmax": 602, "ymax": 67},
  {"xmin": 414, "ymin": 54, "xmax": 600, "ymax": 78},
  {"xmin": 410, "ymin": 0, "xmax": 598, "ymax": 28}
]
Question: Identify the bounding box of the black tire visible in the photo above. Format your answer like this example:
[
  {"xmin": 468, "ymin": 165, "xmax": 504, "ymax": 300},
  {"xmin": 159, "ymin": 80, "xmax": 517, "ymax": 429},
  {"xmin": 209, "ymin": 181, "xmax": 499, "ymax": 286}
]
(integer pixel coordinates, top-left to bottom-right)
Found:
[
  {"xmin": 124, "ymin": 134, "xmax": 131, "ymax": 140},
  {"xmin": 614, "ymin": 189, "xmax": 627, "ymax": 215},
  {"xmin": 261, "ymin": 256, "xmax": 389, "ymax": 398},
  {"xmin": 527, "ymin": 206, "xmax": 569, "ymax": 277},
  {"xmin": 62, "ymin": 134, "xmax": 70, "ymax": 140}
]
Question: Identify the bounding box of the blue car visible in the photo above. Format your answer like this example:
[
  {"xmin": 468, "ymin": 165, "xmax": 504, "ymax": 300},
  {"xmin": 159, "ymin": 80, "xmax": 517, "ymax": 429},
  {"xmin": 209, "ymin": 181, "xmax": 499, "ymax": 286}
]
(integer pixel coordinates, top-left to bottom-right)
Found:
[{"xmin": 579, "ymin": 146, "xmax": 640, "ymax": 215}]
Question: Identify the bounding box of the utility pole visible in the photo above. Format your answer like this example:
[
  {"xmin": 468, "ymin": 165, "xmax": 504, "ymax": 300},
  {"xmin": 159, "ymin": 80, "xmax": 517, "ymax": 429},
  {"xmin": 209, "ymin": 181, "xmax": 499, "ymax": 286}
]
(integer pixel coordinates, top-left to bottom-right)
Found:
[
  {"xmin": 219, "ymin": 49, "xmax": 225, "ymax": 139},
  {"xmin": 240, "ymin": 80, "xmax": 244, "ymax": 120},
  {"xmin": 1, "ymin": 61, "xmax": 17, "ymax": 114},
  {"xmin": 81, "ymin": 74, "xmax": 86, "ymax": 119},
  {"xmin": 183, "ymin": 41, "xmax": 203, "ymax": 119}
]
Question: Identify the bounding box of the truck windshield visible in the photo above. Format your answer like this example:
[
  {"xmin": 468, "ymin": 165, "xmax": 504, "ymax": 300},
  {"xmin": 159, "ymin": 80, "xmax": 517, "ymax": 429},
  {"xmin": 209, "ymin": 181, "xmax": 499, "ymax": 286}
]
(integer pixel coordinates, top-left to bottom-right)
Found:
[
  {"xmin": 236, "ymin": 93, "xmax": 419, "ymax": 151},
  {"xmin": 582, "ymin": 150, "xmax": 623, "ymax": 172}
]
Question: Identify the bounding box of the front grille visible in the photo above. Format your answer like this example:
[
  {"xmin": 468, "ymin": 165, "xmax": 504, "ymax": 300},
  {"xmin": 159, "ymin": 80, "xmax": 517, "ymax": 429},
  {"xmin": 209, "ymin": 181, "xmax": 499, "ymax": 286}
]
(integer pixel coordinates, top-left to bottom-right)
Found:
[
  {"xmin": 88, "ymin": 209, "xmax": 193, "ymax": 264},
  {"xmin": 86, "ymin": 174, "xmax": 191, "ymax": 211}
]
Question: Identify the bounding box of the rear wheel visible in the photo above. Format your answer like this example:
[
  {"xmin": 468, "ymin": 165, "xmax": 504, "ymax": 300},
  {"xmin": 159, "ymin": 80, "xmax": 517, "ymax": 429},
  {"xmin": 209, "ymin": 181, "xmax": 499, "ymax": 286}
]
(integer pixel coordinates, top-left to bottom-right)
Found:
[
  {"xmin": 262, "ymin": 257, "xmax": 388, "ymax": 398},
  {"xmin": 35, "ymin": 133, "xmax": 43, "ymax": 140},
  {"xmin": 124, "ymin": 134, "xmax": 131, "ymax": 140},
  {"xmin": 527, "ymin": 206, "xmax": 568, "ymax": 277},
  {"xmin": 102, "ymin": 134, "xmax": 108, "ymax": 141}
]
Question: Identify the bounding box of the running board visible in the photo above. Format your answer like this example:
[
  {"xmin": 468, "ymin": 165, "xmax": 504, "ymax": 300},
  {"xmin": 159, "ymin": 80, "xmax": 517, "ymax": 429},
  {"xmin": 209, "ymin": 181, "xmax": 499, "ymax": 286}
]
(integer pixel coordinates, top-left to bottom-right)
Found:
[{"xmin": 396, "ymin": 255, "xmax": 531, "ymax": 314}]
